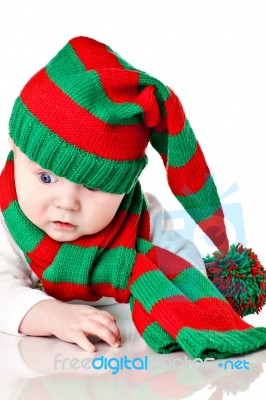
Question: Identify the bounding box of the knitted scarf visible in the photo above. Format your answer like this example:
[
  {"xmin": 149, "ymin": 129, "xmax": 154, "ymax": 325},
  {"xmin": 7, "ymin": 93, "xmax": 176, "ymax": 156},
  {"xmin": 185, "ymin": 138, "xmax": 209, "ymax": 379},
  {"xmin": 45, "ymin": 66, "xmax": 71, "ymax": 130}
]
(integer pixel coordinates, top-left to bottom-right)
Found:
[{"xmin": 1, "ymin": 152, "xmax": 266, "ymax": 359}]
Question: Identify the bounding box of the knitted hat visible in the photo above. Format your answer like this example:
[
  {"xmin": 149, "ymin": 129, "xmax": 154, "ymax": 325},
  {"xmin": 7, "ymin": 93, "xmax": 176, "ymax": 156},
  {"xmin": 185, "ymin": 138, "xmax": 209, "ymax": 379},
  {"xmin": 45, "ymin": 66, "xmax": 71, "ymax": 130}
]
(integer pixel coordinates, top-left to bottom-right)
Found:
[{"xmin": 9, "ymin": 36, "xmax": 228, "ymax": 253}]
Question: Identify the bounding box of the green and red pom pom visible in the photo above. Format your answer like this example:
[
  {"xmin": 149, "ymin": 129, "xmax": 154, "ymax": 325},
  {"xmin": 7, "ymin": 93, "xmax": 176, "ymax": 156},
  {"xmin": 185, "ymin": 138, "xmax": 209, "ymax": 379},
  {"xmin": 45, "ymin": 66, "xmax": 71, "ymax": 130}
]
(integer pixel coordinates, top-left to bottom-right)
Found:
[{"xmin": 203, "ymin": 244, "xmax": 266, "ymax": 317}]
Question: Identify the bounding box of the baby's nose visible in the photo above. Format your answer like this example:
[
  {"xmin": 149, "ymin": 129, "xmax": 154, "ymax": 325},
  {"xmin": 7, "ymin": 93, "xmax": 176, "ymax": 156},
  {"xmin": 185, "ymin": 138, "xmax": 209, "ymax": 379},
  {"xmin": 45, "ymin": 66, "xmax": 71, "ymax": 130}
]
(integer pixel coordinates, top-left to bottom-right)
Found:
[{"xmin": 54, "ymin": 180, "xmax": 80, "ymax": 211}]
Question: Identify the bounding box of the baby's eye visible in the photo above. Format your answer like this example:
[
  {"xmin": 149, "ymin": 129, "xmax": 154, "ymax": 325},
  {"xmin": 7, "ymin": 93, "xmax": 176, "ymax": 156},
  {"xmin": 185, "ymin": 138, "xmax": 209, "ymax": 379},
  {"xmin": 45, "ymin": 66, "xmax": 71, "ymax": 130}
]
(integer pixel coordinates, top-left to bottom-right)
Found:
[
  {"xmin": 39, "ymin": 172, "xmax": 56, "ymax": 184},
  {"xmin": 83, "ymin": 185, "xmax": 98, "ymax": 192}
]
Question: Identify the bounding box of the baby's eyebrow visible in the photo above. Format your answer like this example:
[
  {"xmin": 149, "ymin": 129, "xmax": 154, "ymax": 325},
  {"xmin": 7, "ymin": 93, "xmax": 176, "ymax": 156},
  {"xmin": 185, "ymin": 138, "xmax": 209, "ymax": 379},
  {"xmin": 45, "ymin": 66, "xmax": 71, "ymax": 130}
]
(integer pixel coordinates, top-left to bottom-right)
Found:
[
  {"xmin": 24, "ymin": 156, "xmax": 38, "ymax": 166},
  {"xmin": 27, "ymin": 160, "xmax": 40, "ymax": 168},
  {"xmin": 26, "ymin": 158, "xmax": 45, "ymax": 170},
  {"xmin": 27, "ymin": 160, "xmax": 50, "ymax": 172}
]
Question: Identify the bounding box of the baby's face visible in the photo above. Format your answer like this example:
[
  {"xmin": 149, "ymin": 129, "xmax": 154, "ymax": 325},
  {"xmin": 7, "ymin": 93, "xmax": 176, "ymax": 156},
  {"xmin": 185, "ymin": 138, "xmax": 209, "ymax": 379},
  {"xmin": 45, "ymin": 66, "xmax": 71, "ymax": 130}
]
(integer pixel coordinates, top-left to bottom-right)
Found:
[{"xmin": 11, "ymin": 143, "xmax": 124, "ymax": 242}]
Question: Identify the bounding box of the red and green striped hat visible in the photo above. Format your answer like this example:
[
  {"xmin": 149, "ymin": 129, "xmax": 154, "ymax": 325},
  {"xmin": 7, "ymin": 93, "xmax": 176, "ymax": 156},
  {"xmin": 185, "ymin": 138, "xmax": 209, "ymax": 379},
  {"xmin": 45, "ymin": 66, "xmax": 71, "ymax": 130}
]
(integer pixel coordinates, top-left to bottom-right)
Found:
[{"xmin": 8, "ymin": 36, "xmax": 229, "ymax": 254}]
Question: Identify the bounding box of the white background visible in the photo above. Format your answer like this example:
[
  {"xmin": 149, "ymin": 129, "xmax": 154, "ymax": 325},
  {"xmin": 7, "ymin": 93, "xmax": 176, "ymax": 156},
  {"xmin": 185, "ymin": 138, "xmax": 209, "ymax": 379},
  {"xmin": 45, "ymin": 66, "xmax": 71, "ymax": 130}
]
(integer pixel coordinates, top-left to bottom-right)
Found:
[
  {"xmin": 0, "ymin": 1, "xmax": 266, "ymax": 398},
  {"xmin": 1, "ymin": 0, "xmax": 265, "ymax": 262}
]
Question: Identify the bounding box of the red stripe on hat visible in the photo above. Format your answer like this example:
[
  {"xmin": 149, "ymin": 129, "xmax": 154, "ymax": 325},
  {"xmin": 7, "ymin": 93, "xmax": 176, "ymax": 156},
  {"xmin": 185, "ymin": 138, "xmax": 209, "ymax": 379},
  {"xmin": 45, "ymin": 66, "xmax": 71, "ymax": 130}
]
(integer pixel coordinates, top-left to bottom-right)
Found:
[
  {"xmin": 71, "ymin": 38, "xmax": 162, "ymax": 129},
  {"xmin": 198, "ymin": 207, "xmax": 229, "ymax": 254},
  {"xmin": 167, "ymin": 143, "xmax": 210, "ymax": 195},
  {"xmin": 164, "ymin": 89, "xmax": 186, "ymax": 135},
  {"xmin": 98, "ymin": 68, "xmax": 140, "ymax": 106},
  {"xmin": 153, "ymin": 118, "xmax": 168, "ymax": 134},
  {"xmin": 20, "ymin": 68, "xmax": 149, "ymax": 161},
  {"xmin": 149, "ymin": 89, "xmax": 186, "ymax": 135},
  {"xmin": 70, "ymin": 37, "xmax": 142, "ymax": 107},
  {"xmin": 70, "ymin": 37, "xmax": 141, "ymax": 103},
  {"xmin": 69, "ymin": 37, "xmax": 125, "ymax": 71}
]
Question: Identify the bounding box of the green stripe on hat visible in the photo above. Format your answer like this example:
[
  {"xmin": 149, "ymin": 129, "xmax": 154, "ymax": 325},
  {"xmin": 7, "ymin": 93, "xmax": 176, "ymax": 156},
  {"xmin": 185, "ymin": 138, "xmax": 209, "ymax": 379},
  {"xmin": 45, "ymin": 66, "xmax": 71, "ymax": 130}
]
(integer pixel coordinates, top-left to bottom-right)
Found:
[
  {"xmin": 47, "ymin": 42, "xmax": 86, "ymax": 74},
  {"xmin": 151, "ymin": 119, "xmax": 197, "ymax": 166},
  {"xmin": 175, "ymin": 174, "xmax": 221, "ymax": 223},
  {"xmin": 150, "ymin": 129, "xmax": 168, "ymax": 155},
  {"xmin": 106, "ymin": 45, "xmax": 141, "ymax": 72},
  {"xmin": 139, "ymin": 72, "xmax": 171, "ymax": 103},
  {"xmin": 46, "ymin": 44, "xmax": 144, "ymax": 125},
  {"xmin": 168, "ymin": 120, "xmax": 197, "ymax": 167},
  {"xmin": 139, "ymin": 72, "xmax": 170, "ymax": 119}
]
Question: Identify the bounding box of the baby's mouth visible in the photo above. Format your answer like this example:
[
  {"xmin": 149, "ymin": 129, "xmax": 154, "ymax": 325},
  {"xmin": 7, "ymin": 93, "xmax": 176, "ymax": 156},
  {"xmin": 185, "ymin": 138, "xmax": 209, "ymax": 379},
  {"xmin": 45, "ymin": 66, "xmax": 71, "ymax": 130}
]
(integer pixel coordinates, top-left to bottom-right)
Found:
[{"xmin": 53, "ymin": 221, "xmax": 76, "ymax": 230}]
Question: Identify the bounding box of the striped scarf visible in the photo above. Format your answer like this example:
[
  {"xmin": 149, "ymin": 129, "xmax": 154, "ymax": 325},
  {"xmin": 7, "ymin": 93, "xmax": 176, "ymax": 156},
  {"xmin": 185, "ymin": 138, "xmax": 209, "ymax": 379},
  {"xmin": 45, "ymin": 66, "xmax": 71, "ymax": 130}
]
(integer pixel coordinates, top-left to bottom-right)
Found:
[{"xmin": 1, "ymin": 152, "xmax": 266, "ymax": 359}]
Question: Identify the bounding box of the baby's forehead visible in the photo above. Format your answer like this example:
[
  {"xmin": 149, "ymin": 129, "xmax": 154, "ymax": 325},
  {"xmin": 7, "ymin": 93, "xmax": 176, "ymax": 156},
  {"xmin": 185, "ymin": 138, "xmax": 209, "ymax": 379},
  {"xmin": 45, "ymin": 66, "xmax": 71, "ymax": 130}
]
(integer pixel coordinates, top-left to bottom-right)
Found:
[{"xmin": 14, "ymin": 145, "xmax": 45, "ymax": 169}]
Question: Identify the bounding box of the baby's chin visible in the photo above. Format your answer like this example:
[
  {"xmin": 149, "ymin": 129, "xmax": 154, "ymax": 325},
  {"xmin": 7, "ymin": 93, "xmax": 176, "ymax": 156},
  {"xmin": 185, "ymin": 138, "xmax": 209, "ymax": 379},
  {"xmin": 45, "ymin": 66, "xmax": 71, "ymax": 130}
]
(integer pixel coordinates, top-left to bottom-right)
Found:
[
  {"xmin": 44, "ymin": 226, "xmax": 102, "ymax": 242},
  {"xmin": 47, "ymin": 232, "xmax": 82, "ymax": 242},
  {"xmin": 44, "ymin": 226, "xmax": 84, "ymax": 242}
]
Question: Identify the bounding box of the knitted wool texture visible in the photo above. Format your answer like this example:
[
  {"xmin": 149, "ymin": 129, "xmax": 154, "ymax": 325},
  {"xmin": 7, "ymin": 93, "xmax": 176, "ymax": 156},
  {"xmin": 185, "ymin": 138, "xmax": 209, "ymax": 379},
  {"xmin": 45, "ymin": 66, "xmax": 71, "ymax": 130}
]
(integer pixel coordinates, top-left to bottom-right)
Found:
[
  {"xmin": 8, "ymin": 36, "xmax": 229, "ymax": 254},
  {"xmin": 1, "ymin": 155, "xmax": 266, "ymax": 359}
]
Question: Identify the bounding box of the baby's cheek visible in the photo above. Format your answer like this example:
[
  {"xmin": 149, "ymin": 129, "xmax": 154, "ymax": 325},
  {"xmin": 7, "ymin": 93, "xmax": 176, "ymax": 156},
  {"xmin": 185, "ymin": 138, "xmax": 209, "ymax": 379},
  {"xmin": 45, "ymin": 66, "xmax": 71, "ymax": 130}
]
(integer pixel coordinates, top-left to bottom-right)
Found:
[
  {"xmin": 83, "ymin": 203, "xmax": 117, "ymax": 234},
  {"xmin": 18, "ymin": 194, "xmax": 43, "ymax": 226},
  {"xmin": 98, "ymin": 198, "xmax": 122, "ymax": 227},
  {"xmin": 20, "ymin": 201, "xmax": 38, "ymax": 223},
  {"xmin": 99, "ymin": 193, "xmax": 124, "ymax": 210}
]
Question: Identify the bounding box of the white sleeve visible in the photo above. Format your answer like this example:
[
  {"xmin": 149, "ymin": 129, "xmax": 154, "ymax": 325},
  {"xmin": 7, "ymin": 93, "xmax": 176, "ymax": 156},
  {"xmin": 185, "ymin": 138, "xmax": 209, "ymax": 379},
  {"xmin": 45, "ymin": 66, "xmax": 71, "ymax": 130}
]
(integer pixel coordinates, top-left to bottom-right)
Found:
[
  {"xmin": 0, "ymin": 213, "xmax": 54, "ymax": 336},
  {"xmin": 145, "ymin": 192, "xmax": 207, "ymax": 276}
]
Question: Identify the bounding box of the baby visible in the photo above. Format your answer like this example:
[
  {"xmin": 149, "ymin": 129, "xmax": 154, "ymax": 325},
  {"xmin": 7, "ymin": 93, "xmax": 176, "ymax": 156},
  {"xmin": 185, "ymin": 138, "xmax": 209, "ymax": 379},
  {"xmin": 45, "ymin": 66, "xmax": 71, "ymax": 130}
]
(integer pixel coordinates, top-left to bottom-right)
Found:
[
  {"xmin": 1, "ymin": 36, "xmax": 264, "ymax": 358},
  {"xmin": 0, "ymin": 137, "xmax": 206, "ymax": 351}
]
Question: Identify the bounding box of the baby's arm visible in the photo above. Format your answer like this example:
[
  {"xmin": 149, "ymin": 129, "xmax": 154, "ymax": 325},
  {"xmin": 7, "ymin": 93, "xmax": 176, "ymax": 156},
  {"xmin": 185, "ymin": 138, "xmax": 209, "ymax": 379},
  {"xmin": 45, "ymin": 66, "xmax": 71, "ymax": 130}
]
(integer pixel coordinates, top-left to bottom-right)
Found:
[{"xmin": 0, "ymin": 214, "xmax": 121, "ymax": 351}]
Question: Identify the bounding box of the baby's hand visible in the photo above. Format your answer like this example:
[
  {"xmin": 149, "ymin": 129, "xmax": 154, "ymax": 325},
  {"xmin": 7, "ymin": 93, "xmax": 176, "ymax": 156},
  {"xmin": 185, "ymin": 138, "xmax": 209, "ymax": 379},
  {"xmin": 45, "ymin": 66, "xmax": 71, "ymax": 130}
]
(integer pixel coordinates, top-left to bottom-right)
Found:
[{"xmin": 19, "ymin": 300, "xmax": 121, "ymax": 352}]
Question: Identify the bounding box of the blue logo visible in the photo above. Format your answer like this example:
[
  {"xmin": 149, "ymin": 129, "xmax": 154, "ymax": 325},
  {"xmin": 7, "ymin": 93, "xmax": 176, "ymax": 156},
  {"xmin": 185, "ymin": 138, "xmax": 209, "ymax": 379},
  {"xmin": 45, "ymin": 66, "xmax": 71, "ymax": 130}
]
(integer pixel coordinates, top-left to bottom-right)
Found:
[
  {"xmin": 151, "ymin": 182, "xmax": 246, "ymax": 256},
  {"xmin": 54, "ymin": 353, "xmax": 149, "ymax": 375},
  {"xmin": 217, "ymin": 359, "xmax": 250, "ymax": 370}
]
